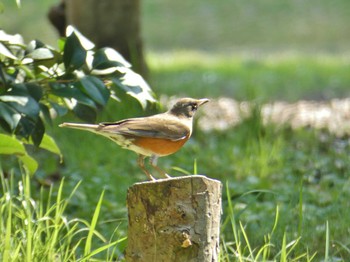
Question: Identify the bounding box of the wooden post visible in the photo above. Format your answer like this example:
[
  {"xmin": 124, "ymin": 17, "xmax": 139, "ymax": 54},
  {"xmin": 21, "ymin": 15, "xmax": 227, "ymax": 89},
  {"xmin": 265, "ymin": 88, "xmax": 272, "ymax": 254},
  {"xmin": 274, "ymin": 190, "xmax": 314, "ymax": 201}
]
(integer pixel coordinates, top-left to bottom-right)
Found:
[{"xmin": 125, "ymin": 175, "xmax": 222, "ymax": 262}]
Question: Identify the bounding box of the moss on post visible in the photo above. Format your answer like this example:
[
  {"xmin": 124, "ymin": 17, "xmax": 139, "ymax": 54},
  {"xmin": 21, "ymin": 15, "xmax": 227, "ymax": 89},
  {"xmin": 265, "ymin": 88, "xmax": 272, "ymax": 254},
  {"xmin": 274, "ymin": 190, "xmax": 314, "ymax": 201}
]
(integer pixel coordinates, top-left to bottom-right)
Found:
[{"xmin": 125, "ymin": 175, "xmax": 222, "ymax": 262}]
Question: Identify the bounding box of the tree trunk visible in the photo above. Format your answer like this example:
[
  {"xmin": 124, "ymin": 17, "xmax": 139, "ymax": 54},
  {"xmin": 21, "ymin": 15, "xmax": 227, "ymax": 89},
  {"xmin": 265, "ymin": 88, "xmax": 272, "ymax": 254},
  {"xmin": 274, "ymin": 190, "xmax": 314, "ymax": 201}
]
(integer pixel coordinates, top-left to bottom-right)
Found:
[
  {"xmin": 125, "ymin": 175, "xmax": 222, "ymax": 262},
  {"xmin": 65, "ymin": 0, "xmax": 148, "ymax": 77}
]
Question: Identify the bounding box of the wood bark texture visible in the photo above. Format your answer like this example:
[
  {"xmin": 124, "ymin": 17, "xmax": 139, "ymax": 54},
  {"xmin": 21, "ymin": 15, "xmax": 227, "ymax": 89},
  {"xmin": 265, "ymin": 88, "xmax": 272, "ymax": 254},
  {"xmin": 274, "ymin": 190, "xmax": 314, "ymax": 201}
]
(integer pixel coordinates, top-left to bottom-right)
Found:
[
  {"xmin": 125, "ymin": 175, "xmax": 222, "ymax": 262},
  {"xmin": 65, "ymin": 0, "xmax": 148, "ymax": 76}
]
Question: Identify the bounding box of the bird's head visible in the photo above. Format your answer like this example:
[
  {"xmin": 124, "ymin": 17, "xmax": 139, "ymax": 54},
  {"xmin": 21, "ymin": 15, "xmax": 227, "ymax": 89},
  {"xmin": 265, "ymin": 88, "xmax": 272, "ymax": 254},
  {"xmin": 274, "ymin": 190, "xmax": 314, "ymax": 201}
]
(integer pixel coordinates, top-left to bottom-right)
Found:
[{"xmin": 169, "ymin": 98, "xmax": 209, "ymax": 118}]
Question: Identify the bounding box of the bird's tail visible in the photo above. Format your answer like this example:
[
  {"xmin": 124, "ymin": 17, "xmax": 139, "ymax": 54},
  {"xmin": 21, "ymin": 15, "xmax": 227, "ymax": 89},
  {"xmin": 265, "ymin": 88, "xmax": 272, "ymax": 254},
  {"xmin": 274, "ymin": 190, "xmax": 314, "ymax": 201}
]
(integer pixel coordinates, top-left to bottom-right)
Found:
[{"xmin": 59, "ymin": 122, "xmax": 100, "ymax": 133}]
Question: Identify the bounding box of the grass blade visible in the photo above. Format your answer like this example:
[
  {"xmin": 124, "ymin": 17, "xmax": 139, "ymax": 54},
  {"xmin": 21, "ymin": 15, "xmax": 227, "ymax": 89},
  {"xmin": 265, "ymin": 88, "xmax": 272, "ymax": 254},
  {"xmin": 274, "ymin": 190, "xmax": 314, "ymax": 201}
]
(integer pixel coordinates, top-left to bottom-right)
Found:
[
  {"xmin": 225, "ymin": 181, "xmax": 243, "ymax": 261},
  {"xmin": 286, "ymin": 238, "xmax": 301, "ymax": 257},
  {"xmin": 24, "ymin": 174, "xmax": 33, "ymax": 262},
  {"xmin": 49, "ymin": 177, "xmax": 65, "ymax": 256},
  {"xmin": 325, "ymin": 220, "xmax": 329, "ymax": 262},
  {"xmin": 239, "ymin": 221, "xmax": 253, "ymax": 259},
  {"xmin": 271, "ymin": 205, "xmax": 279, "ymax": 236},
  {"xmin": 84, "ymin": 190, "xmax": 105, "ymax": 257},
  {"xmin": 171, "ymin": 166, "xmax": 191, "ymax": 175},
  {"xmin": 280, "ymin": 232, "xmax": 287, "ymax": 262},
  {"xmin": 79, "ymin": 237, "xmax": 126, "ymax": 262},
  {"xmin": 4, "ymin": 192, "xmax": 12, "ymax": 262},
  {"xmin": 193, "ymin": 158, "xmax": 197, "ymax": 174},
  {"xmin": 298, "ymin": 179, "xmax": 303, "ymax": 237}
]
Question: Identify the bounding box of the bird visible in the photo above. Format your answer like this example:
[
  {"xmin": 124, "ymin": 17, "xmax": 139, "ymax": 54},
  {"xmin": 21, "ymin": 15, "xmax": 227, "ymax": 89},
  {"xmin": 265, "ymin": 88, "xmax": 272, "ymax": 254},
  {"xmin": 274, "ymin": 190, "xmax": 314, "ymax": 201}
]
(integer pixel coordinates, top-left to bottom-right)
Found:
[{"xmin": 59, "ymin": 97, "xmax": 209, "ymax": 180}]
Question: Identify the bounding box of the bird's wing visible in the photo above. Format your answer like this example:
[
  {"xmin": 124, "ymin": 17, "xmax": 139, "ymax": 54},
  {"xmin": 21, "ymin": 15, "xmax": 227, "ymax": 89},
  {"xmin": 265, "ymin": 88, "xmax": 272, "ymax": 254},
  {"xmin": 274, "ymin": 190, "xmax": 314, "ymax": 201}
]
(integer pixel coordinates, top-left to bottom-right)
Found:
[{"xmin": 99, "ymin": 117, "xmax": 190, "ymax": 141}]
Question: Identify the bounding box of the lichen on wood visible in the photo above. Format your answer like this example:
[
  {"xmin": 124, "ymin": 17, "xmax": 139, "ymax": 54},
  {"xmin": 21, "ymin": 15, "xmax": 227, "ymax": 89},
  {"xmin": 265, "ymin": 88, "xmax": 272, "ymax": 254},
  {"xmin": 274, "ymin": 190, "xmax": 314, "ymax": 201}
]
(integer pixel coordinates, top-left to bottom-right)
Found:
[{"xmin": 125, "ymin": 175, "xmax": 222, "ymax": 262}]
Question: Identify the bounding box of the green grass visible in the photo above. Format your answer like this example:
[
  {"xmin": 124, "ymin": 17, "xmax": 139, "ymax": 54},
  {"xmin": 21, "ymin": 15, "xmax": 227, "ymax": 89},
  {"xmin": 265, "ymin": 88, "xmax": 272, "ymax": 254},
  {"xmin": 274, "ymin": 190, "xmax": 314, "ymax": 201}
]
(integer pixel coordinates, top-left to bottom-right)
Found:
[
  {"xmin": 26, "ymin": 103, "xmax": 349, "ymax": 261},
  {"xmin": 0, "ymin": 172, "xmax": 126, "ymax": 261},
  {"xmin": 148, "ymin": 52, "xmax": 350, "ymax": 101},
  {"xmin": 3, "ymin": 104, "xmax": 350, "ymax": 260},
  {"xmin": 220, "ymin": 183, "xmax": 318, "ymax": 261},
  {"xmin": 218, "ymin": 126, "xmax": 350, "ymax": 260},
  {"xmin": 142, "ymin": 1, "xmax": 350, "ymax": 53}
]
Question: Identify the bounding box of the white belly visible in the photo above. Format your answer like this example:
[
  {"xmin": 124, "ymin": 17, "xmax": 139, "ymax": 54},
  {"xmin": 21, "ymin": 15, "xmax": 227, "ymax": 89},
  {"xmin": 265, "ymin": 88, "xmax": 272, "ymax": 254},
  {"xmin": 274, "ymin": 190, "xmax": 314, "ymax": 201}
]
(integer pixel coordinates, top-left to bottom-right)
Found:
[{"xmin": 106, "ymin": 134, "xmax": 154, "ymax": 156}]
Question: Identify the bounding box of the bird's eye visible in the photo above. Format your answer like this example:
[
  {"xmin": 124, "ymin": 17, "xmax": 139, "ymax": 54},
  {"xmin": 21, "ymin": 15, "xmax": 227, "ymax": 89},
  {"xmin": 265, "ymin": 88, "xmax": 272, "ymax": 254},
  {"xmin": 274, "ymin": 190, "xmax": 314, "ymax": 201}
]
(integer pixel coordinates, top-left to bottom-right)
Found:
[{"xmin": 191, "ymin": 104, "xmax": 198, "ymax": 111}]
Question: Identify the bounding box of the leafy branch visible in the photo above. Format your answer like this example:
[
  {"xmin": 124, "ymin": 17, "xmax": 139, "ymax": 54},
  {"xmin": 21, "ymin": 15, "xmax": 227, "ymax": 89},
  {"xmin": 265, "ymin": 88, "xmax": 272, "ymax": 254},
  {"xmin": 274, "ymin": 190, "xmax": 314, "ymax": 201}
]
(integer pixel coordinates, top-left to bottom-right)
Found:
[{"xmin": 0, "ymin": 25, "xmax": 156, "ymax": 174}]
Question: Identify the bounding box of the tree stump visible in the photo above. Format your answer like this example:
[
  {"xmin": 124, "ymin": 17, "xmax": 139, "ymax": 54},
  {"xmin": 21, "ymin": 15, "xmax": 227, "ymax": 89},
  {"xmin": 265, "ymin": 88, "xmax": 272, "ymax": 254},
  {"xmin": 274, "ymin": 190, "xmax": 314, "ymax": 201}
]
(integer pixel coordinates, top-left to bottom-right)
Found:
[{"xmin": 125, "ymin": 175, "xmax": 222, "ymax": 262}]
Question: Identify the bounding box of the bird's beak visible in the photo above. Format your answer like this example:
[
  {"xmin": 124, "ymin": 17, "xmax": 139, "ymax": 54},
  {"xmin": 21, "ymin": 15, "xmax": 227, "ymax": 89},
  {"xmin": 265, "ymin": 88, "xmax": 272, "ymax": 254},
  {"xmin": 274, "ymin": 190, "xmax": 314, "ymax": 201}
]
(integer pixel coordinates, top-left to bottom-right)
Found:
[{"xmin": 198, "ymin": 98, "xmax": 210, "ymax": 106}]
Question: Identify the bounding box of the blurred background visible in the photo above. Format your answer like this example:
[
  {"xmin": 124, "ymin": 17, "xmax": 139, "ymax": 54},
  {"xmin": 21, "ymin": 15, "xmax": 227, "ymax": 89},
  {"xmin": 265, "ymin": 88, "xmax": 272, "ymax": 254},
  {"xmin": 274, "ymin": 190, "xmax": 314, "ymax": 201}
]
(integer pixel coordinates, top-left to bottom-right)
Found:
[
  {"xmin": 3, "ymin": 1, "xmax": 350, "ymax": 52},
  {"xmin": 1, "ymin": 0, "xmax": 350, "ymax": 260},
  {"xmin": 2, "ymin": 1, "xmax": 350, "ymax": 100}
]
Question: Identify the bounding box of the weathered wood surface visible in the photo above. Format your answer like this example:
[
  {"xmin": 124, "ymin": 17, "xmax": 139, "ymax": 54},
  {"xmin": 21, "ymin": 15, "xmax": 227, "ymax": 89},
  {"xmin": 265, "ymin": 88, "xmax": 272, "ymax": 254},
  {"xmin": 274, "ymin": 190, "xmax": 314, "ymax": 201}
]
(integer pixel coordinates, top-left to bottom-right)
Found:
[{"xmin": 125, "ymin": 175, "xmax": 222, "ymax": 262}]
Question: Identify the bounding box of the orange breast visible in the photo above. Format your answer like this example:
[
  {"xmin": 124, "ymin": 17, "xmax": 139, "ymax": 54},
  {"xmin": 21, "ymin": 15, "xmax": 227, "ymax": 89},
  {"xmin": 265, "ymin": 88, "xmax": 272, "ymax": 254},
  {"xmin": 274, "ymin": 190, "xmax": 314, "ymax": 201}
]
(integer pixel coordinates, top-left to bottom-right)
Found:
[{"xmin": 132, "ymin": 136, "xmax": 189, "ymax": 156}]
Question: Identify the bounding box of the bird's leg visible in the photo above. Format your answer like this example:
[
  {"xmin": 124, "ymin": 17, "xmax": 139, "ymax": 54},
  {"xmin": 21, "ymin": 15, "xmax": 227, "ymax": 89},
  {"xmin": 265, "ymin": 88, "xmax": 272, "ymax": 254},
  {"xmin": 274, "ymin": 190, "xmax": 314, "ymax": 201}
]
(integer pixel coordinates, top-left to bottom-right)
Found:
[
  {"xmin": 137, "ymin": 155, "xmax": 155, "ymax": 181},
  {"xmin": 150, "ymin": 155, "xmax": 171, "ymax": 178}
]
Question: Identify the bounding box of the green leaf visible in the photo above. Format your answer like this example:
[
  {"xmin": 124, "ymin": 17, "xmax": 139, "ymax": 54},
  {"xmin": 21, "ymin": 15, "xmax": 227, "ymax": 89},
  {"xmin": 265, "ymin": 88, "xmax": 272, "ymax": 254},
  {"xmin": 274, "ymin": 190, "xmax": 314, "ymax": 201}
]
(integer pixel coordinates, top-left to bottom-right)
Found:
[
  {"xmin": 0, "ymin": 102, "xmax": 21, "ymax": 131},
  {"xmin": 27, "ymin": 47, "xmax": 54, "ymax": 60},
  {"xmin": 0, "ymin": 133, "xmax": 37, "ymax": 175},
  {"xmin": 112, "ymin": 68, "xmax": 156, "ymax": 109},
  {"xmin": 73, "ymin": 103, "xmax": 97, "ymax": 122},
  {"xmin": 78, "ymin": 76, "xmax": 109, "ymax": 106},
  {"xmin": 0, "ymin": 30, "xmax": 24, "ymax": 45},
  {"xmin": 57, "ymin": 38, "xmax": 66, "ymax": 52},
  {"xmin": 26, "ymin": 40, "xmax": 62, "ymax": 69},
  {"xmin": 0, "ymin": 42, "xmax": 18, "ymax": 60},
  {"xmin": 0, "ymin": 84, "xmax": 41, "ymax": 123},
  {"xmin": 66, "ymin": 25, "xmax": 95, "ymax": 50},
  {"xmin": 18, "ymin": 65, "xmax": 36, "ymax": 80},
  {"xmin": 1, "ymin": 94, "xmax": 40, "ymax": 120},
  {"xmin": 39, "ymin": 103, "xmax": 52, "ymax": 125},
  {"xmin": 50, "ymin": 82, "xmax": 97, "ymax": 108},
  {"xmin": 26, "ymin": 83, "xmax": 43, "ymax": 101},
  {"xmin": 30, "ymin": 117, "xmax": 45, "ymax": 147},
  {"xmin": 18, "ymin": 154, "xmax": 38, "ymax": 175},
  {"xmin": 92, "ymin": 47, "xmax": 131, "ymax": 70},
  {"xmin": 26, "ymin": 40, "xmax": 46, "ymax": 52},
  {"xmin": 63, "ymin": 31, "xmax": 87, "ymax": 71},
  {"xmin": 39, "ymin": 134, "xmax": 62, "ymax": 158},
  {"xmin": 87, "ymin": 76, "xmax": 110, "ymax": 103},
  {"xmin": 49, "ymin": 101, "xmax": 68, "ymax": 117},
  {"xmin": 63, "ymin": 26, "xmax": 95, "ymax": 72},
  {"xmin": 0, "ymin": 134, "xmax": 25, "ymax": 155},
  {"xmin": 4, "ymin": 83, "xmax": 27, "ymax": 95},
  {"xmin": 15, "ymin": 117, "xmax": 36, "ymax": 139}
]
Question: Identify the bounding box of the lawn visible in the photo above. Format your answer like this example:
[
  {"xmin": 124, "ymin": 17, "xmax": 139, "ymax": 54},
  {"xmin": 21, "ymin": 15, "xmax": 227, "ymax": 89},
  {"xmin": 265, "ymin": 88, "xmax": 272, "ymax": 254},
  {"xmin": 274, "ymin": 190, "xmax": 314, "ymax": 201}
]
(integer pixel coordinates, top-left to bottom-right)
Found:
[{"xmin": 1, "ymin": 0, "xmax": 350, "ymax": 261}]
